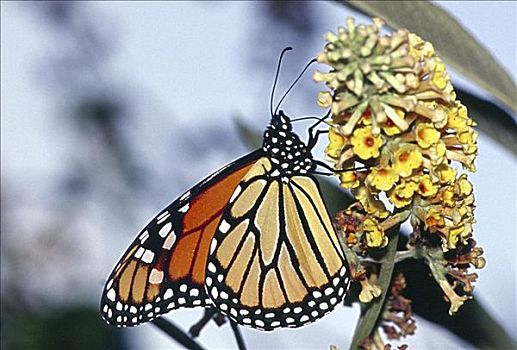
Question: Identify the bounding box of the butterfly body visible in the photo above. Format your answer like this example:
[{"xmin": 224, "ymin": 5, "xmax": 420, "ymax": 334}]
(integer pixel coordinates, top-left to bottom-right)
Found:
[{"xmin": 101, "ymin": 111, "xmax": 350, "ymax": 330}]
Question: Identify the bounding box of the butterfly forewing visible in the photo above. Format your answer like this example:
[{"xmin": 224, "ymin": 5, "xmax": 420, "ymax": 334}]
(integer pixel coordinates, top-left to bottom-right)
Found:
[
  {"xmin": 205, "ymin": 157, "xmax": 350, "ymax": 330},
  {"xmin": 101, "ymin": 151, "xmax": 262, "ymax": 327}
]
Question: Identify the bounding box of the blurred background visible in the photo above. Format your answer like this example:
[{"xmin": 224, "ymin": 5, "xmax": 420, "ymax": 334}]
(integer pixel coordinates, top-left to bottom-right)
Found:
[{"xmin": 1, "ymin": 1, "xmax": 515, "ymax": 349}]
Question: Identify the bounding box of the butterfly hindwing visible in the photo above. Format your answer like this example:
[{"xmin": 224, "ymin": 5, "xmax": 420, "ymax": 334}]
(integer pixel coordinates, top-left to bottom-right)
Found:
[
  {"xmin": 102, "ymin": 111, "xmax": 352, "ymax": 330},
  {"xmin": 205, "ymin": 156, "xmax": 350, "ymax": 330},
  {"xmin": 101, "ymin": 150, "xmax": 262, "ymax": 327}
]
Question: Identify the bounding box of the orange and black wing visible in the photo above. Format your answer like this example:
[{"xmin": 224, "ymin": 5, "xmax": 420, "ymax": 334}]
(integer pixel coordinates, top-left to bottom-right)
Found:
[
  {"xmin": 100, "ymin": 150, "xmax": 263, "ymax": 327},
  {"xmin": 205, "ymin": 157, "xmax": 350, "ymax": 330}
]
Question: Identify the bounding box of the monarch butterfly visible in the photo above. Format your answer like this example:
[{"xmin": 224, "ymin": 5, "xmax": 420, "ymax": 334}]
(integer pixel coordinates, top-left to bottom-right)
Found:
[{"xmin": 100, "ymin": 49, "xmax": 351, "ymax": 331}]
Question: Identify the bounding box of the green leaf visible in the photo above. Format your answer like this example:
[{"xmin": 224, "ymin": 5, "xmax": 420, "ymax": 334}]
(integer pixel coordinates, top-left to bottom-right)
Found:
[
  {"xmin": 233, "ymin": 117, "xmax": 263, "ymax": 150},
  {"xmin": 340, "ymin": 0, "xmax": 517, "ymax": 112},
  {"xmin": 456, "ymin": 87, "xmax": 517, "ymax": 157}
]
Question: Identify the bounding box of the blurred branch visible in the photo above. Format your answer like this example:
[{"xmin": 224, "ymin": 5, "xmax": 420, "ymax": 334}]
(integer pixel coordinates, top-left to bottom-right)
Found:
[
  {"xmin": 230, "ymin": 321, "xmax": 247, "ymax": 350},
  {"xmin": 152, "ymin": 318, "xmax": 205, "ymax": 350}
]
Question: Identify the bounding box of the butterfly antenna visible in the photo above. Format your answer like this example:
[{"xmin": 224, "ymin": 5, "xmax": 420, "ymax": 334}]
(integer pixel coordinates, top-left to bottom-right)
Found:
[
  {"xmin": 291, "ymin": 115, "xmax": 324, "ymax": 123},
  {"xmin": 273, "ymin": 58, "xmax": 317, "ymax": 116},
  {"xmin": 270, "ymin": 47, "xmax": 293, "ymax": 117}
]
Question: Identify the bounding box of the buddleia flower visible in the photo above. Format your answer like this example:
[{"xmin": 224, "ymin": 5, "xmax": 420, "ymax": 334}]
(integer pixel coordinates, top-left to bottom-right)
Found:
[{"xmin": 317, "ymin": 17, "xmax": 483, "ymax": 323}]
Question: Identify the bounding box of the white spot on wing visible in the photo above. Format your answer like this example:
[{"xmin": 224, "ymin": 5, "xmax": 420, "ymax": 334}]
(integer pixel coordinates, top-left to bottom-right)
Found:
[
  {"xmin": 319, "ymin": 302, "xmax": 329, "ymax": 310},
  {"xmin": 180, "ymin": 191, "xmax": 190, "ymax": 201},
  {"xmin": 158, "ymin": 213, "xmax": 171, "ymax": 224},
  {"xmin": 139, "ymin": 231, "xmax": 149, "ymax": 243},
  {"xmin": 159, "ymin": 223, "xmax": 172, "ymax": 238},
  {"xmin": 179, "ymin": 203, "xmax": 189, "ymax": 213},
  {"xmin": 207, "ymin": 262, "xmax": 216, "ymax": 273},
  {"xmin": 219, "ymin": 220, "xmax": 231, "ymax": 233},
  {"xmin": 107, "ymin": 289, "xmax": 116, "ymax": 302},
  {"xmin": 141, "ymin": 250, "xmax": 155, "ymax": 264},
  {"xmin": 149, "ymin": 269, "xmax": 164, "ymax": 284},
  {"xmin": 164, "ymin": 289, "xmax": 173, "ymax": 300},
  {"xmin": 210, "ymin": 239, "xmax": 218, "ymax": 254},
  {"xmin": 162, "ymin": 231, "xmax": 177, "ymax": 250},
  {"xmin": 139, "ymin": 230, "xmax": 149, "ymax": 240},
  {"xmin": 135, "ymin": 247, "xmax": 145, "ymax": 259},
  {"xmin": 229, "ymin": 185, "xmax": 242, "ymax": 203}
]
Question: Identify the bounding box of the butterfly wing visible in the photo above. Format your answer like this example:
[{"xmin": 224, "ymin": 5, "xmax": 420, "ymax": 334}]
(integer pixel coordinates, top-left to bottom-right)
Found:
[
  {"xmin": 205, "ymin": 157, "xmax": 350, "ymax": 330},
  {"xmin": 100, "ymin": 150, "xmax": 263, "ymax": 327}
]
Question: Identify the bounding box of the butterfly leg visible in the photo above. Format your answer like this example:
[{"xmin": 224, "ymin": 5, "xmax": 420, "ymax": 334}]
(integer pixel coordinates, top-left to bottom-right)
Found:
[
  {"xmin": 306, "ymin": 111, "xmax": 331, "ymax": 149},
  {"xmin": 314, "ymin": 160, "xmax": 369, "ymax": 175}
]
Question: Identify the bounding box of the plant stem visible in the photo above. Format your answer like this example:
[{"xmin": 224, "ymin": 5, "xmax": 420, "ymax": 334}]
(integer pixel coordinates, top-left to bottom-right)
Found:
[{"xmin": 349, "ymin": 229, "xmax": 399, "ymax": 350}]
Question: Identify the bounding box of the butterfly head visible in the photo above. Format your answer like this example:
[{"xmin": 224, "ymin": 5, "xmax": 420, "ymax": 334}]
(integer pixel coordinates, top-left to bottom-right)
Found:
[{"xmin": 262, "ymin": 111, "xmax": 314, "ymax": 175}]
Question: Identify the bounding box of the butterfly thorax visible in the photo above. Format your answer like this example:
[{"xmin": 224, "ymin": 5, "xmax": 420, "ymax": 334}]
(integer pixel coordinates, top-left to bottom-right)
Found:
[{"xmin": 262, "ymin": 111, "xmax": 314, "ymax": 176}]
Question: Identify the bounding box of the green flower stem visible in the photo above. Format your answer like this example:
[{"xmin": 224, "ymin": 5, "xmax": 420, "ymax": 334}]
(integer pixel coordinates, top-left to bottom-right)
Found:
[
  {"xmin": 350, "ymin": 228, "xmax": 399, "ymax": 350},
  {"xmin": 394, "ymin": 246, "xmax": 423, "ymax": 263}
]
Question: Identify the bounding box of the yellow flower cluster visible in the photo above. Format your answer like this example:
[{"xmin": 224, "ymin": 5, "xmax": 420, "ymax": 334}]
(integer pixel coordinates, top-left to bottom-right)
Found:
[
  {"xmin": 314, "ymin": 18, "xmax": 478, "ymax": 252},
  {"xmin": 412, "ymin": 174, "xmax": 476, "ymax": 250}
]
